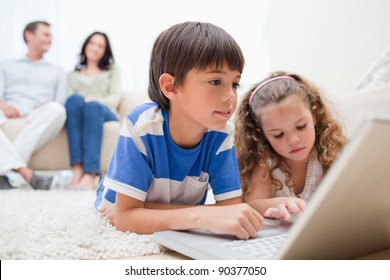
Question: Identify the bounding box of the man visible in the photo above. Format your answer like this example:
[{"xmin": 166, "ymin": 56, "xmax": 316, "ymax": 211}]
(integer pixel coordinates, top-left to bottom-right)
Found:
[{"xmin": 0, "ymin": 21, "xmax": 67, "ymax": 190}]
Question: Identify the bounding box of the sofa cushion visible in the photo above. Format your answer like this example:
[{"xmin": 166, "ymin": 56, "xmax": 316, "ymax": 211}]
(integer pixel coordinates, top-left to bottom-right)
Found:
[
  {"xmin": 357, "ymin": 45, "xmax": 390, "ymax": 91},
  {"xmin": 1, "ymin": 92, "xmax": 148, "ymax": 172},
  {"xmin": 331, "ymin": 83, "xmax": 390, "ymax": 137},
  {"xmin": 2, "ymin": 118, "xmax": 121, "ymax": 171}
]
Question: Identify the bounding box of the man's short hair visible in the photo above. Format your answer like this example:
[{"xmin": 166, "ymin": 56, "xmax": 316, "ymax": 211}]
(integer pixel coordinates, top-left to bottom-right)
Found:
[
  {"xmin": 148, "ymin": 21, "xmax": 245, "ymax": 111},
  {"xmin": 23, "ymin": 21, "xmax": 50, "ymax": 44}
]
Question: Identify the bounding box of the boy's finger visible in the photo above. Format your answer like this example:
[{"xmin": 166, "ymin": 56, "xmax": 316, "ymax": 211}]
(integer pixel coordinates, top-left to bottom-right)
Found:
[
  {"xmin": 249, "ymin": 209, "xmax": 263, "ymax": 232},
  {"xmin": 238, "ymin": 219, "xmax": 258, "ymax": 239}
]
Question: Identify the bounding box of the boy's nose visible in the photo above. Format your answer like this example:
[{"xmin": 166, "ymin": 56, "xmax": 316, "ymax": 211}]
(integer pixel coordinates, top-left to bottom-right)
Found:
[{"xmin": 224, "ymin": 88, "xmax": 236, "ymax": 103}]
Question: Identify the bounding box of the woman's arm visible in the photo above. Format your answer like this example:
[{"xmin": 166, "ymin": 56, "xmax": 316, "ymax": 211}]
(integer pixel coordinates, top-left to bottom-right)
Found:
[{"xmin": 98, "ymin": 66, "xmax": 122, "ymax": 109}]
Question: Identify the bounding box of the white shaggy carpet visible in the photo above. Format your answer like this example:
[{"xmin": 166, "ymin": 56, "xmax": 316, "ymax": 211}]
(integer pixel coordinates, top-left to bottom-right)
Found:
[{"xmin": 0, "ymin": 189, "xmax": 167, "ymax": 259}]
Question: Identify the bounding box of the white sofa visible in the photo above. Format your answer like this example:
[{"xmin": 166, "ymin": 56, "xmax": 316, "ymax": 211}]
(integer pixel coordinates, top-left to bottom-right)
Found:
[
  {"xmin": 330, "ymin": 83, "xmax": 390, "ymax": 136},
  {"xmin": 312, "ymin": 45, "xmax": 390, "ymax": 135},
  {"xmin": 2, "ymin": 92, "xmax": 148, "ymax": 173}
]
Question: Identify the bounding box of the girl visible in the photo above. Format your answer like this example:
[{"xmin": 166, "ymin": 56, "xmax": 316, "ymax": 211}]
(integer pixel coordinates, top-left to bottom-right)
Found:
[
  {"xmin": 235, "ymin": 71, "xmax": 347, "ymax": 220},
  {"xmin": 65, "ymin": 31, "xmax": 121, "ymax": 190}
]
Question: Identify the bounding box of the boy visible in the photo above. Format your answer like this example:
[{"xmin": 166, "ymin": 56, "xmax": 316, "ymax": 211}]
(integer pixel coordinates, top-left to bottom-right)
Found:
[{"xmin": 95, "ymin": 22, "xmax": 263, "ymax": 240}]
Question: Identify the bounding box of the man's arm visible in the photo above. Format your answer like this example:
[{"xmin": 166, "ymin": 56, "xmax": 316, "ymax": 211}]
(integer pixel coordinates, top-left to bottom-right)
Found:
[
  {"xmin": 0, "ymin": 61, "xmax": 4, "ymax": 100},
  {"xmin": 54, "ymin": 68, "xmax": 68, "ymax": 104},
  {"xmin": 0, "ymin": 63, "xmax": 21, "ymax": 118}
]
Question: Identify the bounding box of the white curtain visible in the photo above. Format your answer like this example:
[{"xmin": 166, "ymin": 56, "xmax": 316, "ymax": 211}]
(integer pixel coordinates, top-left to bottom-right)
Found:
[{"xmin": 0, "ymin": 0, "xmax": 269, "ymax": 95}]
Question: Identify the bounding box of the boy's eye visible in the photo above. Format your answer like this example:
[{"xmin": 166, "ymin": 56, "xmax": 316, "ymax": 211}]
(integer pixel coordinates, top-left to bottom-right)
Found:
[
  {"xmin": 209, "ymin": 80, "xmax": 221, "ymax": 86},
  {"xmin": 296, "ymin": 124, "xmax": 307, "ymax": 130},
  {"xmin": 274, "ymin": 132, "xmax": 284, "ymax": 139},
  {"xmin": 232, "ymin": 82, "xmax": 240, "ymax": 89}
]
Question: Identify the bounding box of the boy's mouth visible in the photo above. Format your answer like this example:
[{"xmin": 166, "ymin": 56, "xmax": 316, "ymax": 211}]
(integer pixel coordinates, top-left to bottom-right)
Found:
[{"xmin": 214, "ymin": 109, "xmax": 232, "ymax": 119}]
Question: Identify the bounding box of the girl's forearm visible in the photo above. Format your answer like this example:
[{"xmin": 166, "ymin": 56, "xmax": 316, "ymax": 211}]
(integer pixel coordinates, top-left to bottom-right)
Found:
[{"xmin": 246, "ymin": 197, "xmax": 290, "ymax": 216}]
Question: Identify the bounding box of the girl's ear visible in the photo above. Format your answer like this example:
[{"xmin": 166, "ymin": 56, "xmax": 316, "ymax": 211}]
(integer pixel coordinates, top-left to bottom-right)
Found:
[{"xmin": 159, "ymin": 73, "xmax": 176, "ymax": 101}]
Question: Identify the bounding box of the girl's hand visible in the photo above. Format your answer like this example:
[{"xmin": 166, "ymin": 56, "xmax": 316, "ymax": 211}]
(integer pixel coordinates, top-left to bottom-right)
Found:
[{"xmin": 264, "ymin": 198, "xmax": 306, "ymax": 220}]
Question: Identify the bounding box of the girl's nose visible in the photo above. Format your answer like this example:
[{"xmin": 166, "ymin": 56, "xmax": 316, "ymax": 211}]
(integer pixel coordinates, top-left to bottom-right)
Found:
[{"xmin": 288, "ymin": 134, "xmax": 300, "ymax": 146}]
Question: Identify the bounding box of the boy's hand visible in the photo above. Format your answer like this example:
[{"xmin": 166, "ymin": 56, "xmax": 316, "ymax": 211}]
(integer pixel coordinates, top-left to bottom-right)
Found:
[
  {"xmin": 264, "ymin": 198, "xmax": 306, "ymax": 220},
  {"xmin": 201, "ymin": 203, "xmax": 264, "ymax": 240}
]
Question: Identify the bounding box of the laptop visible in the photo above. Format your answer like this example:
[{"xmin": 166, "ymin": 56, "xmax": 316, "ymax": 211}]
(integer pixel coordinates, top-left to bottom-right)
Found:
[{"xmin": 154, "ymin": 115, "xmax": 390, "ymax": 259}]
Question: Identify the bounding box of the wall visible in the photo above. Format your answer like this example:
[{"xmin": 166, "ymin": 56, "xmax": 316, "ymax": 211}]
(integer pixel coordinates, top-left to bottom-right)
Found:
[
  {"xmin": 266, "ymin": 0, "xmax": 390, "ymax": 94},
  {"xmin": 2, "ymin": 0, "xmax": 389, "ymax": 97},
  {"xmin": 0, "ymin": 0, "xmax": 268, "ymax": 96}
]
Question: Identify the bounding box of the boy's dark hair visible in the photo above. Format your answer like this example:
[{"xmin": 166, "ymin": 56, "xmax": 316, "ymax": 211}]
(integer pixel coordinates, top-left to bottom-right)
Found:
[
  {"xmin": 75, "ymin": 31, "xmax": 115, "ymax": 71},
  {"xmin": 23, "ymin": 21, "xmax": 50, "ymax": 44},
  {"xmin": 148, "ymin": 21, "xmax": 245, "ymax": 111}
]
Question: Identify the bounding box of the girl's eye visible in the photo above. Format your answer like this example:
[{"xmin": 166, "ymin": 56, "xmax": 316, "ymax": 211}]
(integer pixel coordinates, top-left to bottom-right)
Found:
[
  {"xmin": 274, "ymin": 132, "xmax": 284, "ymax": 139},
  {"xmin": 232, "ymin": 82, "xmax": 240, "ymax": 89},
  {"xmin": 209, "ymin": 80, "xmax": 221, "ymax": 86},
  {"xmin": 297, "ymin": 124, "xmax": 307, "ymax": 130}
]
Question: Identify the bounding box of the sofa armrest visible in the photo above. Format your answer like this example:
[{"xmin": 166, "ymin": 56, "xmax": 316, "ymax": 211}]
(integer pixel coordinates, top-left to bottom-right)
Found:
[{"xmin": 118, "ymin": 91, "xmax": 150, "ymax": 122}]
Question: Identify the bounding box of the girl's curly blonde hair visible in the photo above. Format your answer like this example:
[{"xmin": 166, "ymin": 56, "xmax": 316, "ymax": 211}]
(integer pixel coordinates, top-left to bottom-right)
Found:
[{"xmin": 234, "ymin": 71, "xmax": 347, "ymax": 197}]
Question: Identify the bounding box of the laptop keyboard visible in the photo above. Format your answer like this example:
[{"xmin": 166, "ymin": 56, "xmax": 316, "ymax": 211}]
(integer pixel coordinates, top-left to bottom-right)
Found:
[{"xmin": 217, "ymin": 233, "xmax": 288, "ymax": 259}]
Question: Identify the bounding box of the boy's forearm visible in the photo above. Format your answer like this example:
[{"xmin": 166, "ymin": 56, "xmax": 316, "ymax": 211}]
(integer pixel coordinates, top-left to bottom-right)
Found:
[
  {"xmin": 115, "ymin": 196, "xmax": 256, "ymax": 237},
  {"xmin": 115, "ymin": 202, "xmax": 264, "ymax": 240},
  {"xmin": 144, "ymin": 196, "xmax": 241, "ymax": 209},
  {"xmin": 115, "ymin": 206, "xmax": 207, "ymax": 234},
  {"xmin": 144, "ymin": 201, "xmax": 194, "ymax": 210}
]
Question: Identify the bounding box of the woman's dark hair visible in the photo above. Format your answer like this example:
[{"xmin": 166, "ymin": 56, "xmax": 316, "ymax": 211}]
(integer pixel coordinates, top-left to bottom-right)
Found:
[
  {"xmin": 148, "ymin": 21, "xmax": 245, "ymax": 111},
  {"xmin": 75, "ymin": 31, "xmax": 114, "ymax": 71}
]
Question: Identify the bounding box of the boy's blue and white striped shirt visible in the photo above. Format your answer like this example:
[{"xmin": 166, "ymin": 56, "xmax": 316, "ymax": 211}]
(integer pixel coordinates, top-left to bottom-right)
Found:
[{"xmin": 95, "ymin": 102, "xmax": 241, "ymax": 210}]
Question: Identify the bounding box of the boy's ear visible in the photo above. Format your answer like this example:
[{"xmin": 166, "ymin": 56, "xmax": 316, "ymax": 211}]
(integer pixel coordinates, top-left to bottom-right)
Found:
[{"xmin": 159, "ymin": 73, "xmax": 177, "ymax": 100}]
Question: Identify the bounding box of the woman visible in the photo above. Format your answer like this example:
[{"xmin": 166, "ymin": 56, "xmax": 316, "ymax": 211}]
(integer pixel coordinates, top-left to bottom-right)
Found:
[{"xmin": 65, "ymin": 31, "xmax": 121, "ymax": 190}]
